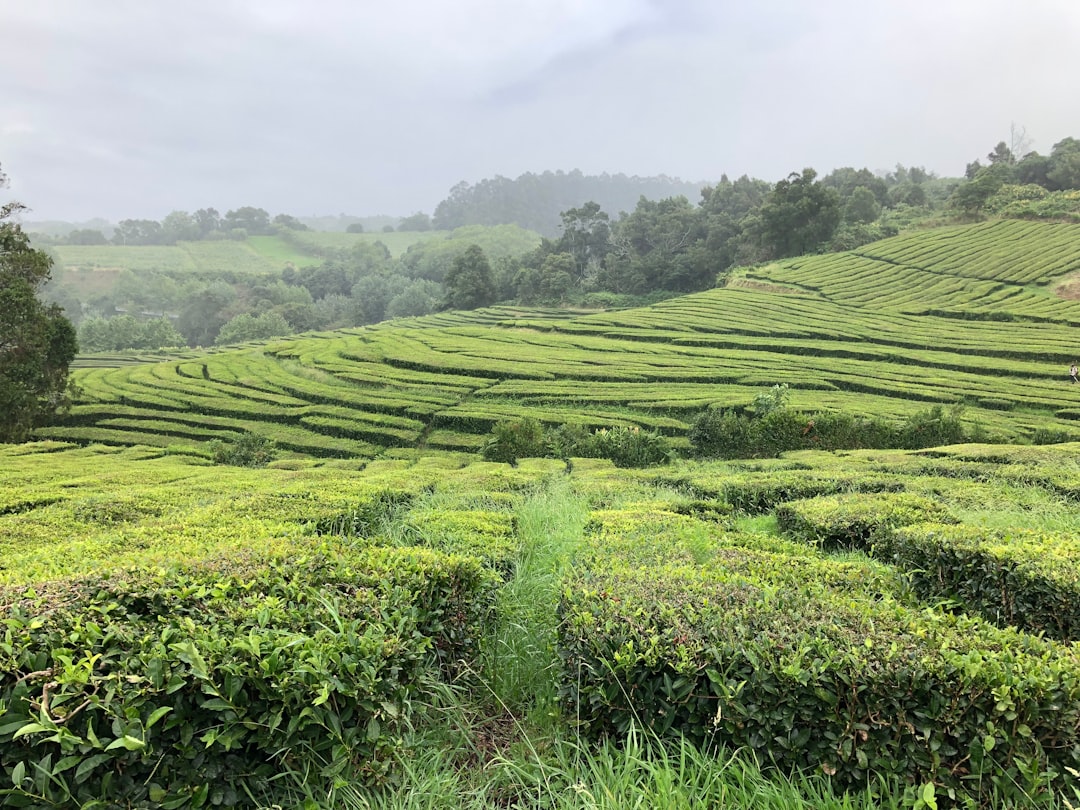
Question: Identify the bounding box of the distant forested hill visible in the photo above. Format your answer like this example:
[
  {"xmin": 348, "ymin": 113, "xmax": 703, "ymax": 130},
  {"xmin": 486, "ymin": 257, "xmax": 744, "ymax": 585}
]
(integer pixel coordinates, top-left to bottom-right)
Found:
[{"xmin": 432, "ymin": 170, "xmax": 706, "ymax": 236}]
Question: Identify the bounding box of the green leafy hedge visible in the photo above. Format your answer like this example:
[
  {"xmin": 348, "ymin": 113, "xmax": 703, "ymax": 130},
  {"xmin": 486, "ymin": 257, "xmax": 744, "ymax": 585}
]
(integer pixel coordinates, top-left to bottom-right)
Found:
[
  {"xmin": 775, "ymin": 492, "xmax": 955, "ymax": 551},
  {"xmin": 882, "ymin": 523, "xmax": 1080, "ymax": 641},
  {"xmin": 0, "ymin": 544, "xmax": 499, "ymax": 808},
  {"xmin": 558, "ymin": 560, "xmax": 1080, "ymax": 802}
]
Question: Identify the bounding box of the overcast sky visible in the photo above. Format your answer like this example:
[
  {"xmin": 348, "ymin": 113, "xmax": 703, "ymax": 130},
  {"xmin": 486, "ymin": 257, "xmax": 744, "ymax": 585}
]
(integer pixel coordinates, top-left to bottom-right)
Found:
[{"xmin": 2, "ymin": 0, "xmax": 1079, "ymax": 223}]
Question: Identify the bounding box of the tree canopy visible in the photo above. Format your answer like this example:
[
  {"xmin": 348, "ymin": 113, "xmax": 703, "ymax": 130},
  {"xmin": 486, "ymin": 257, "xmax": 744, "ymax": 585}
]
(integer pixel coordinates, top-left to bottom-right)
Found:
[{"xmin": 1, "ymin": 165, "xmax": 78, "ymax": 442}]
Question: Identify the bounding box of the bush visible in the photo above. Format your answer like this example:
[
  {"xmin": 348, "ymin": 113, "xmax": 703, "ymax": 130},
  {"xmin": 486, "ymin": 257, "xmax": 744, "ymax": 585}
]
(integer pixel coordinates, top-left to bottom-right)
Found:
[
  {"xmin": 898, "ymin": 404, "xmax": 968, "ymax": 449},
  {"xmin": 207, "ymin": 432, "xmax": 277, "ymax": 467},
  {"xmin": 689, "ymin": 400, "xmax": 983, "ymax": 460},
  {"xmin": 882, "ymin": 523, "xmax": 1080, "ymax": 641},
  {"xmin": 585, "ymin": 425, "xmax": 672, "ymax": 468},
  {"xmin": 0, "ymin": 546, "xmax": 500, "ymax": 807},
  {"xmin": 775, "ymin": 492, "xmax": 955, "ymax": 552},
  {"xmin": 688, "ymin": 408, "xmax": 754, "ymax": 458},
  {"xmin": 482, "ymin": 417, "xmax": 548, "ymax": 464}
]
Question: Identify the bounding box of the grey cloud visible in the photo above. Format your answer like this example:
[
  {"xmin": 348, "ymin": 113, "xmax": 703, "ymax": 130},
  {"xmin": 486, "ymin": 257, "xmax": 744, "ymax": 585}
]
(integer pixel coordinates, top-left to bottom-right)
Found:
[{"xmin": 2, "ymin": 0, "xmax": 1080, "ymax": 221}]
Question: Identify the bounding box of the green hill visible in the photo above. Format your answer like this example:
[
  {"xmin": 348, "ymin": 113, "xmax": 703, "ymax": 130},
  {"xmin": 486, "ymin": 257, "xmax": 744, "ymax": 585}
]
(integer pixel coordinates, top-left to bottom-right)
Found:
[
  {"xmin": 39, "ymin": 220, "xmax": 1080, "ymax": 455},
  {"xmin": 10, "ymin": 220, "xmax": 1080, "ymax": 808}
]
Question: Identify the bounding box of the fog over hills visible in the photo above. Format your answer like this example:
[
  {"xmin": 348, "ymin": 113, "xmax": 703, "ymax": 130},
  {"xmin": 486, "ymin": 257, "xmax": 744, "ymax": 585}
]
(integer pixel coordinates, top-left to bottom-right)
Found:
[{"xmin": 3, "ymin": 0, "xmax": 1080, "ymax": 221}]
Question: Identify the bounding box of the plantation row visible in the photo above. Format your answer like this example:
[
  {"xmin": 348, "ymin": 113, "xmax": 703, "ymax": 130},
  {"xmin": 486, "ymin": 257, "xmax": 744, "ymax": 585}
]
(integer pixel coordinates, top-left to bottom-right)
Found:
[
  {"xmin": 53, "ymin": 238, "xmax": 308, "ymax": 276},
  {"xmin": 4, "ymin": 440, "xmax": 1080, "ymax": 805},
  {"xmin": 43, "ymin": 219, "xmax": 1080, "ymax": 459},
  {"xmin": 854, "ymin": 219, "xmax": 1080, "ymax": 285},
  {"xmin": 741, "ymin": 220, "xmax": 1080, "ymax": 324}
]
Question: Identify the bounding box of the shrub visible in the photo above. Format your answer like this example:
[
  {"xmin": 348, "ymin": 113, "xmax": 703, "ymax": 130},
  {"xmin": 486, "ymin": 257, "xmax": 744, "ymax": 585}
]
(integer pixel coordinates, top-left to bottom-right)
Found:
[
  {"xmin": 482, "ymin": 417, "xmax": 548, "ymax": 464},
  {"xmin": 775, "ymin": 492, "xmax": 955, "ymax": 552},
  {"xmin": 898, "ymin": 404, "xmax": 968, "ymax": 449},
  {"xmin": 585, "ymin": 425, "xmax": 672, "ymax": 468},
  {"xmin": 207, "ymin": 432, "xmax": 277, "ymax": 467},
  {"xmin": 882, "ymin": 523, "xmax": 1080, "ymax": 641},
  {"xmin": 751, "ymin": 383, "xmax": 790, "ymax": 416},
  {"xmin": 688, "ymin": 408, "xmax": 753, "ymax": 458},
  {"xmin": 0, "ymin": 546, "xmax": 500, "ymax": 807}
]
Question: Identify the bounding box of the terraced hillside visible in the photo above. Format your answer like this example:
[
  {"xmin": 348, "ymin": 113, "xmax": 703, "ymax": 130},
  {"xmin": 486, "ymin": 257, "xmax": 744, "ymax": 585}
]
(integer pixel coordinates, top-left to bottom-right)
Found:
[{"xmin": 41, "ymin": 220, "xmax": 1080, "ymax": 455}]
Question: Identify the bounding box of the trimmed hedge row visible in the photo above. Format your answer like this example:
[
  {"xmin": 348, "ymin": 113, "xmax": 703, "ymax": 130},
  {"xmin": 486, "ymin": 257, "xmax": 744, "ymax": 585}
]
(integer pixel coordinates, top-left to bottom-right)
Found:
[
  {"xmin": 883, "ymin": 523, "xmax": 1080, "ymax": 642},
  {"xmin": 0, "ymin": 543, "xmax": 500, "ymax": 808},
  {"xmin": 558, "ymin": 508, "xmax": 1080, "ymax": 802},
  {"xmin": 775, "ymin": 492, "xmax": 955, "ymax": 552}
]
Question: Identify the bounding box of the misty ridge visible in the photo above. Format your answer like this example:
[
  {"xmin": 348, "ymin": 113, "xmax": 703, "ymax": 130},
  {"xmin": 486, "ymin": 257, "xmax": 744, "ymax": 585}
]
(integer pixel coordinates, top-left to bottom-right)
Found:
[{"xmin": 19, "ymin": 134, "xmax": 1080, "ymax": 353}]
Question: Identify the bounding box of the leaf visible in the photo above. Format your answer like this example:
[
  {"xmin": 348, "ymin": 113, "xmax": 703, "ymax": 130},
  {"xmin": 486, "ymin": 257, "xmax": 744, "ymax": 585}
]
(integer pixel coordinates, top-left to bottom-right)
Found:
[
  {"xmin": 52, "ymin": 755, "xmax": 83, "ymax": 775},
  {"xmin": 74, "ymin": 753, "xmax": 112, "ymax": 785},
  {"xmin": 105, "ymin": 734, "xmax": 146, "ymax": 752},
  {"xmin": 10, "ymin": 761, "xmax": 25, "ymax": 787},
  {"xmin": 11, "ymin": 722, "xmax": 48, "ymax": 739},
  {"xmin": 145, "ymin": 705, "xmax": 173, "ymax": 729}
]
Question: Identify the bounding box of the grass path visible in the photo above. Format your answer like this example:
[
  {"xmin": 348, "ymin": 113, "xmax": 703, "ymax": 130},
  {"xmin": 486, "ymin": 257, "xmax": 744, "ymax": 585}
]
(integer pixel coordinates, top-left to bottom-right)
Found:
[{"xmin": 337, "ymin": 480, "xmax": 918, "ymax": 810}]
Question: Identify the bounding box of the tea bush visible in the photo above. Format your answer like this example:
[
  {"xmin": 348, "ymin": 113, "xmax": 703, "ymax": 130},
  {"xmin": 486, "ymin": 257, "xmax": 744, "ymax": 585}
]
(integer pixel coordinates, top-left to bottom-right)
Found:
[
  {"xmin": 0, "ymin": 545, "xmax": 500, "ymax": 808},
  {"xmin": 883, "ymin": 523, "xmax": 1080, "ymax": 641}
]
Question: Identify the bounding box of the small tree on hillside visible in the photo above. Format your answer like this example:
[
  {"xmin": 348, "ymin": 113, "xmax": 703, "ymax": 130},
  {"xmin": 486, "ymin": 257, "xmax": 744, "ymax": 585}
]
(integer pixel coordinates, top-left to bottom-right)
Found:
[
  {"xmin": 444, "ymin": 244, "xmax": 496, "ymax": 310},
  {"xmin": 1, "ymin": 164, "xmax": 78, "ymax": 442}
]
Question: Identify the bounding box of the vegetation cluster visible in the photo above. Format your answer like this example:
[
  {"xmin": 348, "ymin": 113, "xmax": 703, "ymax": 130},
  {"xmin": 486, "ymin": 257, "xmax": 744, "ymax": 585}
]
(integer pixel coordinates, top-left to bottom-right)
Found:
[{"xmin": 4, "ymin": 441, "xmax": 1080, "ymax": 808}]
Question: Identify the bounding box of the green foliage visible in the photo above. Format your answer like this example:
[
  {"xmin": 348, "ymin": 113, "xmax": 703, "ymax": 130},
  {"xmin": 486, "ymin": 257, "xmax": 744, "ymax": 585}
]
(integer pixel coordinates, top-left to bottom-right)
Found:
[
  {"xmin": 775, "ymin": 492, "xmax": 955, "ymax": 552},
  {"xmin": 758, "ymin": 168, "xmax": 842, "ymax": 258},
  {"xmin": 559, "ymin": 527, "xmax": 1080, "ymax": 802},
  {"xmin": 751, "ymin": 383, "xmax": 790, "ymax": 415},
  {"xmin": 898, "ymin": 403, "xmax": 969, "ymax": 449},
  {"xmin": 690, "ymin": 396, "xmax": 979, "ymax": 459},
  {"xmin": 208, "ymin": 432, "xmax": 277, "ymax": 467},
  {"xmin": 214, "ymin": 311, "xmax": 292, "ymax": 345},
  {"xmin": 0, "ymin": 172, "xmax": 78, "ymax": 443},
  {"xmin": 882, "ymin": 524, "xmax": 1080, "ymax": 641},
  {"xmin": 581, "ymin": 425, "xmax": 673, "ymax": 468},
  {"xmin": 0, "ymin": 546, "xmax": 499, "ymax": 807},
  {"xmin": 78, "ymin": 314, "xmax": 186, "ymax": 353},
  {"xmin": 444, "ymin": 244, "xmax": 496, "ymax": 310},
  {"xmin": 688, "ymin": 408, "xmax": 755, "ymax": 458},
  {"xmin": 482, "ymin": 417, "xmax": 549, "ymax": 464}
]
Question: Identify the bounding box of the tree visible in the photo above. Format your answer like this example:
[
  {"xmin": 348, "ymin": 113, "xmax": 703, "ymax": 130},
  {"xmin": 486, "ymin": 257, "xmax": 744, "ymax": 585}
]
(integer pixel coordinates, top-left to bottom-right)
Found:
[
  {"xmin": 193, "ymin": 207, "xmax": 221, "ymax": 237},
  {"xmin": 223, "ymin": 206, "xmax": 272, "ymax": 235},
  {"xmin": 161, "ymin": 210, "xmax": 200, "ymax": 243},
  {"xmin": 757, "ymin": 168, "xmax": 841, "ymax": 258},
  {"xmin": 1, "ymin": 165, "xmax": 78, "ymax": 442},
  {"xmin": 272, "ymin": 213, "xmax": 309, "ymax": 231},
  {"xmin": 214, "ymin": 311, "xmax": 292, "ymax": 345},
  {"xmin": 844, "ymin": 186, "xmax": 881, "ymax": 224},
  {"xmin": 65, "ymin": 228, "xmax": 107, "ymax": 245},
  {"xmin": 444, "ymin": 244, "xmax": 495, "ymax": 310},
  {"xmin": 557, "ymin": 201, "xmax": 610, "ymax": 281},
  {"xmin": 1047, "ymin": 137, "xmax": 1080, "ymax": 191},
  {"xmin": 398, "ymin": 212, "xmax": 432, "ymax": 232}
]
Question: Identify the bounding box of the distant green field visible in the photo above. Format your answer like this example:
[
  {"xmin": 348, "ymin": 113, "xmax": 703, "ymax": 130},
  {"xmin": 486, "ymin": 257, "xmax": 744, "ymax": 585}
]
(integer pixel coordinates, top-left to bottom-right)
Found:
[
  {"xmin": 243, "ymin": 235, "xmax": 321, "ymax": 268},
  {"xmin": 53, "ymin": 240, "xmax": 289, "ymax": 275},
  {"xmin": 38, "ymin": 220, "xmax": 1080, "ymax": 460},
  {"xmin": 287, "ymin": 229, "xmax": 450, "ymax": 257}
]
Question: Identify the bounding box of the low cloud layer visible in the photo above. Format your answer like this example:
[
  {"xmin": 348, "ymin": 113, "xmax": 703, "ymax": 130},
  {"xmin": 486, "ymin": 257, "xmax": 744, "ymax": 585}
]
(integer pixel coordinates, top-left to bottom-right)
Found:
[{"xmin": 3, "ymin": 0, "xmax": 1079, "ymax": 221}]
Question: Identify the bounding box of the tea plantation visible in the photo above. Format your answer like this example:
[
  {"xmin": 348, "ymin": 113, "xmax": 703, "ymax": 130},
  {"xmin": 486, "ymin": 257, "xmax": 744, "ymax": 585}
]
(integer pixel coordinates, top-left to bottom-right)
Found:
[{"xmin": 6, "ymin": 219, "xmax": 1080, "ymax": 808}]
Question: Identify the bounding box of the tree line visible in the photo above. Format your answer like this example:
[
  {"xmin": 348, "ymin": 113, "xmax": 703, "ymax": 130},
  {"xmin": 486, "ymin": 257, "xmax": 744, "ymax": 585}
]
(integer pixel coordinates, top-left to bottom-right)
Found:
[{"xmin": 29, "ymin": 130, "xmax": 1080, "ymax": 359}]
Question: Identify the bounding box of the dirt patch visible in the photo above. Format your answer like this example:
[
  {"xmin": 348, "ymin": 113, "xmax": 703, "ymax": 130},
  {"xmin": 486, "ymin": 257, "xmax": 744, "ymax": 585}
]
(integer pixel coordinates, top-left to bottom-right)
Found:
[
  {"xmin": 726, "ymin": 278, "xmax": 812, "ymax": 295},
  {"xmin": 1053, "ymin": 273, "xmax": 1080, "ymax": 300}
]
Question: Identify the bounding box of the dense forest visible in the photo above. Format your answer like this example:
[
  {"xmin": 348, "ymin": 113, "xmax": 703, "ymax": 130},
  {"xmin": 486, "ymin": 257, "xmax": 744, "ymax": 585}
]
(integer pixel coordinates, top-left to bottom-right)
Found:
[{"xmin": 27, "ymin": 134, "xmax": 1080, "ymax": 353}]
